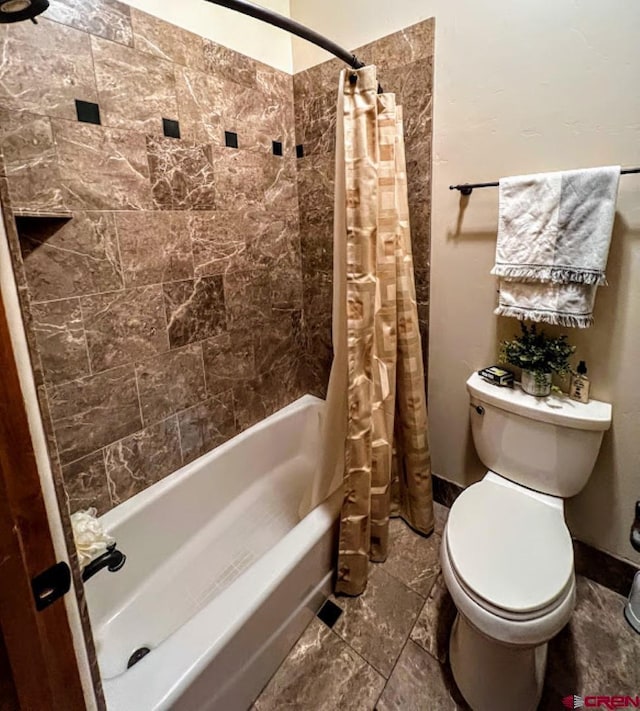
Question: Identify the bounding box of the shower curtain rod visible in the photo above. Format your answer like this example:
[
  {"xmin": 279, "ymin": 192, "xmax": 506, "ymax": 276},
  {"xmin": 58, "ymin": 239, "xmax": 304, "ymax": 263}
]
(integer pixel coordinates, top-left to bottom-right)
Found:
[
  {"xmin": 203, "ymin": 0, "xmax": 375, "ymax": 78},
  {"xmin": 450, "ymin": 167, "xmax": 640, "ymax": 195}
]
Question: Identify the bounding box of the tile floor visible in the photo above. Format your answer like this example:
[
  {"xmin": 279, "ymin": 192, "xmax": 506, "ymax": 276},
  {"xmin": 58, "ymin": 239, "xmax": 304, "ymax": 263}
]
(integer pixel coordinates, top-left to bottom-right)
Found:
[{"xmin": 254, "ymin": 503, "xmax": 640, "ymax": 711}]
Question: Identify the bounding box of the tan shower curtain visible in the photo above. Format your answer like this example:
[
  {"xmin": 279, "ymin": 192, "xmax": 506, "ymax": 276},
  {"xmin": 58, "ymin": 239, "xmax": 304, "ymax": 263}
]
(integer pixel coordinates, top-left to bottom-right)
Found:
[{"xmin": 331, "ymin": 65, "xmax": 434, "ymax": 596}]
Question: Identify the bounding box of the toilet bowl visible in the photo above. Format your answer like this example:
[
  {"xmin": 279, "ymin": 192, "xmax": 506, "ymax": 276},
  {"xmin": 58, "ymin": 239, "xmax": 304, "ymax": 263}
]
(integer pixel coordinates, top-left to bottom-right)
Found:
[
  {"xmin": 440, "ymin": 473, "xmax": 576, "ymax": 711},
  {"xmin": 440, "ymin": 373, "xmax": 612, "ymax": 711}
]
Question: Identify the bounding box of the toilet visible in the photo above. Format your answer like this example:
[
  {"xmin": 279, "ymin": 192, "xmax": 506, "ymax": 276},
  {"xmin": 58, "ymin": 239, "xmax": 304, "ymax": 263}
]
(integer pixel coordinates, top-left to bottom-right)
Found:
[{"xmin": 441, "ymin": 372, "xmax": 612, "ymax": 711}]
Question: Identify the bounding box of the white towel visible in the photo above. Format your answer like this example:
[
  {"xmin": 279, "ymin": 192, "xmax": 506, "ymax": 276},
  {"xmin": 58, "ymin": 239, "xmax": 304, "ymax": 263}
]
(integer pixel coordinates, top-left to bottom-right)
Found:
[
  {"xmin": 493, "ymin": 166, "xmax": 620, "ymax": 328},
  {"xmin": 496, "ymin": 280, "xmax": 597, "ymax": 329}
]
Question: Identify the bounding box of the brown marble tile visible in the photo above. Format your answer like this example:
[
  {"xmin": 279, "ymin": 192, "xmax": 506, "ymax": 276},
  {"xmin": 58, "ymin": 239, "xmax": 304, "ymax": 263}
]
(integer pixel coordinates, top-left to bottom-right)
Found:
[
  {"xmin": 433, "ymin": 502, "xmax": 449, "ymax": 536},
  {"xmin": 543, "ymin": 576, "xmax": 640, "ymax": 699},
  {"xmin": 202, "ymin": 331, "xmax": 255, "ymax": 396},
  {"xmin": 432, "ymin": 475, "xmax": 463, "ymax": 509},
  {"xmin": 269, "ymin": 258, "xmax": 303, "ymax": 311},
  {"xmin": 233, "ymin": 364, "xmax": 301, "ymax": 432},
  {"xmin": 253, "ymin": 310, "xmax": 301, "ymax": 376},
  {"xmin": 377, "ymin": 639, "xmax": 467, "ymax": 711},
  {"xmin": 223, "ymin": 269, "xmax": 271, "ymax": 333},
  {"xmin": 147, "ymin": 136, "xmax": 216, "ymax": 210},
  {"xmin": 406, "ymin": 147, "xmax": 432, "ymax": 275},
  {"xmin": 53, "ymin": 121, "xmax": 152, "ymax": 210},
  {"xmin": 353, "ymin": 18, "xmax": 434, "ymax": 70},
  {"xmin": 44, "ymin": 0, "xmax": 133, "ymax": 46},
  {"xmin": 383, "ymin": 58, "xmax": 433, "ymax": 143},
  {"xmin": 255, "ymin": 66, "xmax": 295, "ymax": 152},
  {"xmin": 223, "ymin": 76, "xmax": 293, "ymax": 155},
  {"xmin": 0, "ymin": 109, "xmax": 66, "ymax": 213},
  {"xmin": 116, "ymin": 211, "xmax": 193, "ymax": 287},
  {"xmin": 163, "ymin": 276, "xmax": 226, "ymax": 348},
  {"xmin": 292, "ymin": 58, "xmax": 341, "ymax": 108},
  {"xmin": 383, "ymin": 518, "xmax": 441, "ymax": 597},
  {"xmin": 105, "ymin": 417, "xmax": 182, "ymax": 506},
  {"xmin": 248, "ymin": 207, "xmax": 301, "ymax": 272},
  {"xmin": 331, "ymin": 566, "xmax": 423, "ymax": 677},
  {"xmin": 299, "ymin": 272, "xmax": 333, "ymax": 397},
  {"xmin": 210, "ymin": 147, "xmax": 267, "ymax": 207},
  {"xmin": 0, "ymin": 19, "xmax": 97, "ymax": 119},
  {"xmin": 31, "ymin": 299, "xmax": 90, "ymax": 385},
  {"xmin": 135, "ymin": 344, "xmax": 206, "ymax": 425},
  {"xmin": 190, "ymin": 210, "xmax": 251, "ymax": 277},
  {"xmin": 296, "ymin": 154, "xmax": 334, "ymax": 219},
  {"xmin": 174, "ymin": 66, "xmax": 225, "ymax": 145},
  {"xmin": 48, "ymin": 365, "xmax": 142, "ymax": 464},
  {"xmin": 82, "ymin": 285, "xmax": 169, "ymax": 372},
  {"xmin": 131, "ymin": 9, "xmax": 204, "ymax": 69},
  {"xmin": 177, "ymin": 390, "xmax": 237, "ymax": 465},
  {"xmin": 263, "ymin": 153, "xmax": 298, "ymax": 207},
  {"xmin": 61, "ymin": 450, "xmax": 111, "ymax": 515},
  {"xmin": 410, "ymin": 573, "xmax": 457, "ymax": 664},
  {"xmin": 254, "ymin": 618, "xmax": 385, "ymax": 711},
  {"xmin": 203, "ymin": 40, "xmax": 257, "ymax": 89},
  {"xmin": 19, "ymin": 211, "xmax": 122, "ymax": 302},
  {"xmin": 574, "ymin": 539, "xmax": 639, "ymax": 598},
  {"xmin": 92, "ymin": 36, "xmax": 178, "ymax": 135},
  {"xmin": 295, "ymin": 90, "xmax": 336, "ymax": 156}
]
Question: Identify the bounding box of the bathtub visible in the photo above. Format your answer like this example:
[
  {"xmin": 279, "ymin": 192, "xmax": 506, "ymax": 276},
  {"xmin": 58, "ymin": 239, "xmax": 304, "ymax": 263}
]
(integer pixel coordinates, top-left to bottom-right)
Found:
[{"xmin": 85, "ymin": 395, "xmax": 341, "ymax": 711}]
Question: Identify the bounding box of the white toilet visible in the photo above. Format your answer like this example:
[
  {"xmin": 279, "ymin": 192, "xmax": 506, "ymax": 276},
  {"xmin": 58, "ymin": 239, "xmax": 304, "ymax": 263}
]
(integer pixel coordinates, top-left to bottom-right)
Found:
[{"xmin": 441, "ymin": 372, "xmax": 612, "ymax": 711}]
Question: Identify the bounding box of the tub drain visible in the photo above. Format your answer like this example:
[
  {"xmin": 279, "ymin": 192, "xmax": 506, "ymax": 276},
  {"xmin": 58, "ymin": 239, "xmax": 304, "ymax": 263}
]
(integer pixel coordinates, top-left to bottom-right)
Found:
[{"xmin": 127, "ymin": 646, "xmax": 151, "ymax": 669}]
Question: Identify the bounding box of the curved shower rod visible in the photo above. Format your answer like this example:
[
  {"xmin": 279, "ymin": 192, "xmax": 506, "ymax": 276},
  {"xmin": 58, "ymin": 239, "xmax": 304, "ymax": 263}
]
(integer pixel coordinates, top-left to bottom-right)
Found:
[{"xmin": 203, "ymin": 0, "xmax": 383, "ymax": 89}]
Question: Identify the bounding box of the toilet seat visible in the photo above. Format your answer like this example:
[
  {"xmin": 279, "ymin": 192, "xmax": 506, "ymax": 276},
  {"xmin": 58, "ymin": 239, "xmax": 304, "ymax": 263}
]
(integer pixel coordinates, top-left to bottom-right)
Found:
[{"xmin": 446, "ymin": 477, "xmax": 574, "ymax": 619}]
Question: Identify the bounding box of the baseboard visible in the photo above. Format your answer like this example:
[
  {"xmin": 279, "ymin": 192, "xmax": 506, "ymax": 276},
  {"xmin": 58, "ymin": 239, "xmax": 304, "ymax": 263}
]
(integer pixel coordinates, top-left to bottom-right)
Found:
[{"xmin": 432, "ymin": 473, "xmax": 639, "ymax": 598}]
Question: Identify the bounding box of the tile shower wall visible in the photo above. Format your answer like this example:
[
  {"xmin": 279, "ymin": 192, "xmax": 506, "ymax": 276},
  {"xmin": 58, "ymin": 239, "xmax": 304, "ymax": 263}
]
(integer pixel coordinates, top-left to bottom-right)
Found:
[
  {"xmin": 0, "ymin": 5, "xmax": 433, "ymax": 517},
  {"xmin": 294, "ymin": 19, "xmax": 434, "ymax": 396},
  {"xmin": 0, "ymin": 2, "xmax": 304, "ymax": 514}
]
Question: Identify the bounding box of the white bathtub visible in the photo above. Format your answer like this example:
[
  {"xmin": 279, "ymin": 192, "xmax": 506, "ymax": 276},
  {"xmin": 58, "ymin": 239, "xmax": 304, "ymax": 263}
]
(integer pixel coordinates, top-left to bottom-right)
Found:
[{"xmin": 85, "ymin": 395, "xmax": 341, "ymax": 711}]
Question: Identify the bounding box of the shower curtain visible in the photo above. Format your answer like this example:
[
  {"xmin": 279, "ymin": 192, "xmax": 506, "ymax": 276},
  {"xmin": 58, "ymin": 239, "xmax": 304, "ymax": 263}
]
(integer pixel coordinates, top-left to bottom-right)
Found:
[{"xmin": 319, "ymin": 65, "xmax": 434, "ymax": 596}]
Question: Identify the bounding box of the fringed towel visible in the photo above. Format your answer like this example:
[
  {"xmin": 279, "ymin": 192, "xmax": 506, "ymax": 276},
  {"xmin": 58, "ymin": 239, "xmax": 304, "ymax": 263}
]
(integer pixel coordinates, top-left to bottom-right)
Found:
[
  {"xmin": 493, "ymin": 166, "xmax": 620, "ymax": 327},
  {"xmin": 496, "ymin": 280, "xmax": 597, "ymax": 329}
]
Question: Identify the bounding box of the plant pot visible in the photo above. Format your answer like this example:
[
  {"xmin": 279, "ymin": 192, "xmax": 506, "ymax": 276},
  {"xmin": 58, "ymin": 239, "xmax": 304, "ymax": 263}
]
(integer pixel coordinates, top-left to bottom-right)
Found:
[{"xmin": 521, "ymin": 370, "xmax": 552, "ymax": 397}]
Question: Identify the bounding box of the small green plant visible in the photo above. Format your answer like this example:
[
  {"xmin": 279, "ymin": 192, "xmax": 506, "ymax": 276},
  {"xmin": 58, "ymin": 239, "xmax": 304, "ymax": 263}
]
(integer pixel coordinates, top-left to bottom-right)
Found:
[{"xmin": 499, "ymin": 323, "xmax": 575, "ymax": 386}]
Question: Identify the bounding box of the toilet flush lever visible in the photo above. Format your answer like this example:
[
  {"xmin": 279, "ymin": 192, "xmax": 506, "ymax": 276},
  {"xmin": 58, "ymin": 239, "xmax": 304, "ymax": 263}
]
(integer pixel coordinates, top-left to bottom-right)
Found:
[{"xmin": 470, "ymin": 404, "xmax": 485, "ymax": 415}]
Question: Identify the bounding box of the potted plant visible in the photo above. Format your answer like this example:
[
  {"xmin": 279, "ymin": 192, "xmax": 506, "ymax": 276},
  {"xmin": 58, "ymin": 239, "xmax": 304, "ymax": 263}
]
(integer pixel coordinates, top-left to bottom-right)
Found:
[{"xmin": 499, "ymin": 323, "xmax": 575, "ymax": 396}]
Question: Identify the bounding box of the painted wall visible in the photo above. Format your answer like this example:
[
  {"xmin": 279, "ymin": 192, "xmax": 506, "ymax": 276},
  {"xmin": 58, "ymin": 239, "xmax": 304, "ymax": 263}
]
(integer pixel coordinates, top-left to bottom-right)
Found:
[
  {"xmin": 291, "ymin": 0, "xmax": 640, "ymax": 565},
  {"xmin": 122, "ymin": 0, "xmax": 293, "ymax": 72}
]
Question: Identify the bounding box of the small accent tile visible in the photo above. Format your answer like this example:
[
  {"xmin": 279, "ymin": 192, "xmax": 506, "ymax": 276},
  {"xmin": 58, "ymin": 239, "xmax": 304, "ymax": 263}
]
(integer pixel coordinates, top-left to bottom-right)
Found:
[
  {"xmin": 162, "ymin": 117, "xmax": 180, "ymax": 139},
  {"xmin": 317, "ymin": 599, "xmax": 343, "ymax": 629},
  {"xmin": 75, "ymin": 99, "xmax": 101, "ymax": 125},
  {"xmin": 224, "ymin": 130, "xmax": 238, "ymax": 149},
  {"xmin": 296, "ymin": 143, "xmax": 304, "ymax": 158},
  {"xmin": 272, "ymin": 140, "xmax": 283, "ymax": 156}
]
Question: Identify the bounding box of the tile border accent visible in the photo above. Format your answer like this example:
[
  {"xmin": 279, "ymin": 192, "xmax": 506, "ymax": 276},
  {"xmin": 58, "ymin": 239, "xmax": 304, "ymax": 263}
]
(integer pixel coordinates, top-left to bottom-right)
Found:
[
  {"xmin": 162, "ymin": 117, "xmax": 181, "ymax": 139},
  {"xmin": 75, "ymin": 99, "xmax": 101, "ymax": 125},
  {"xmin": 431, "ymin": 473, "xmax": 639, "ymax": 597}
]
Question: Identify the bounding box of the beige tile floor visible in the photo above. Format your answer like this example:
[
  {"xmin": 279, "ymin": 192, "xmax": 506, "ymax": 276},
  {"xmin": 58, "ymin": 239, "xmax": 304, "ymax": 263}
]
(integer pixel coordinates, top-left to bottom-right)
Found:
[{"xmin": 254, "ymin": 503, "xmax": 640, "ymax": 711}]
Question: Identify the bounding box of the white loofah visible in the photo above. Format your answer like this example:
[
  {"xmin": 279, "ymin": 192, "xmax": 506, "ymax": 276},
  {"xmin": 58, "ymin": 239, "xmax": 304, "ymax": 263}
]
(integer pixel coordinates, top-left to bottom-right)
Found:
[{"xmin": 70, "ymin": 508, "xmax": 114, "ymax": 568}]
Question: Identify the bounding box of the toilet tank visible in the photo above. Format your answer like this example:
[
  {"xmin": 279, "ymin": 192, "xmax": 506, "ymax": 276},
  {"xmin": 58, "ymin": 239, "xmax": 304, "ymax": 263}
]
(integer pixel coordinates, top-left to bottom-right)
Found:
[{"xmin": 466, "ymin": 372, "xmax": 612, "ymax": 498}]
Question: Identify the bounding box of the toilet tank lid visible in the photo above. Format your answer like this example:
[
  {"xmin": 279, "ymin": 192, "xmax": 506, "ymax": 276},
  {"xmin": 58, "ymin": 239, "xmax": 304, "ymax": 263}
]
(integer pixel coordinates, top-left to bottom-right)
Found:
[{"xmin": 466, "ymin": 372, "xmax": 612, "ymax": 431}]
